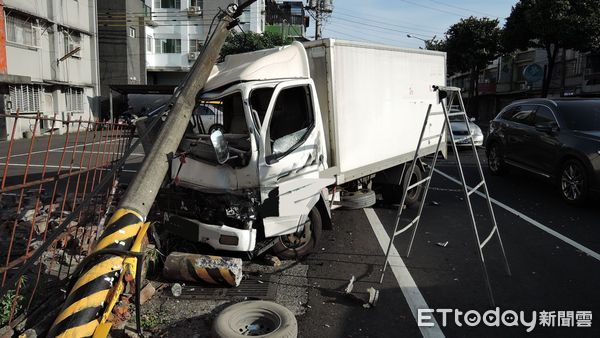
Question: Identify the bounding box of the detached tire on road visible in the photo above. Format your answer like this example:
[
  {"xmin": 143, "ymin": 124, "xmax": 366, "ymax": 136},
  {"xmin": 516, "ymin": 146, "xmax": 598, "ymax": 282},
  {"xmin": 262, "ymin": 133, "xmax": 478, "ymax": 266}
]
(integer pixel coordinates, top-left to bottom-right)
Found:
[
  {"xmin": 340, "ymin": 188, "xmax": 376, "ymax": 209},
  {"xmin": 272, "ymin": 207, "xmax": 322, "ymax": 260},
  {"xmin": 212, "ymin": 300, "xmax": 297, "ymax": 338}
]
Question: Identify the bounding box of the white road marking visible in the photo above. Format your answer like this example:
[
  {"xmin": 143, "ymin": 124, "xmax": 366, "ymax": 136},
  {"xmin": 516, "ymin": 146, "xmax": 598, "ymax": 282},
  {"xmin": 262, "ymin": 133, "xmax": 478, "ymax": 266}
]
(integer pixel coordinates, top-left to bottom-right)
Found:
[
  {"xmin": 433, "ymin": 168, "xmax": 600, "ymax": 262},
  {"xmin": 364, "ymin": 208, "xmax": 445, "ymax": 338}
]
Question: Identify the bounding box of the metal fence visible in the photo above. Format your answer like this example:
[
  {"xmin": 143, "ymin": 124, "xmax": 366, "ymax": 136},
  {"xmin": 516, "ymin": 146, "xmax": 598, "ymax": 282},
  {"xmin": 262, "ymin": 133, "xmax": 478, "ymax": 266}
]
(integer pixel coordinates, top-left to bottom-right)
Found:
[{"xmin": 0, "ymin": 111, "xmax": 134, "ymax": 330}]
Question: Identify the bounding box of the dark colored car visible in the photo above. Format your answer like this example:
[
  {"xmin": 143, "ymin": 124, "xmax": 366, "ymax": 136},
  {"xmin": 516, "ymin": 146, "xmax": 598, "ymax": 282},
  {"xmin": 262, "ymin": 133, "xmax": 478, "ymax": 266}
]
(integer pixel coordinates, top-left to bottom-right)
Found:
[{"xmin": 486, "ymin": 98, "xmax": 600, "ymax": 204}]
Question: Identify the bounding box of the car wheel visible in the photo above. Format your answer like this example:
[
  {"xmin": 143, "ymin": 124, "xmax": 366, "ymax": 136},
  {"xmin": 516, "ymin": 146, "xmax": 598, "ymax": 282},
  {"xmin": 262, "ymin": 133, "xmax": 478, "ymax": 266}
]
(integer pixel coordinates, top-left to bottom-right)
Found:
[
  {"xmin": 212, "ymin": 300, "xmax": 297, "ymax": 338},
  {"xmin": 559, "ymin": 160, "xmax": 588, "ymax": 205},
  {"xmin": 487, "ymin": 143, "xmax": 507, "ymax": 175},
  {"xmin": 272, "ymin": 207, "xmax": 322, "ymax": 260}
]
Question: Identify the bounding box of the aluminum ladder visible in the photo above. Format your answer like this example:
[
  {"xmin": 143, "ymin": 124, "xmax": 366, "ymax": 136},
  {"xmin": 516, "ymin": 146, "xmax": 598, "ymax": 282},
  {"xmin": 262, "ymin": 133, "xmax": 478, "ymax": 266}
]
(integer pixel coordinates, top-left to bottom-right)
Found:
[{"xmin": 378, "ymin": 85, "xmax": 511, "ymax": 306}]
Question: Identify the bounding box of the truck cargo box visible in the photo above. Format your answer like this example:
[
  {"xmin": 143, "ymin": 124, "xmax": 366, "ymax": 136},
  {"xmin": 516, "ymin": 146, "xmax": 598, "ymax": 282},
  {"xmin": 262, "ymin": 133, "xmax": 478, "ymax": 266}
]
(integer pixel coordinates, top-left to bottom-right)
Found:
[{"xmin": 303, "ymin": 39, "xmax": 447, "ymax": 183}]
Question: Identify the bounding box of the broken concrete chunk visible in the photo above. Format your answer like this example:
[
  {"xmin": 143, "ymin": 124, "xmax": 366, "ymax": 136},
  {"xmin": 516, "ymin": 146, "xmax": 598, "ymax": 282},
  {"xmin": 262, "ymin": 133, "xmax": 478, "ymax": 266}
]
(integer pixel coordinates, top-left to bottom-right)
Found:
[{"xmin": 163, "ymin": 252, "xmax": 243, "ymax": 287}]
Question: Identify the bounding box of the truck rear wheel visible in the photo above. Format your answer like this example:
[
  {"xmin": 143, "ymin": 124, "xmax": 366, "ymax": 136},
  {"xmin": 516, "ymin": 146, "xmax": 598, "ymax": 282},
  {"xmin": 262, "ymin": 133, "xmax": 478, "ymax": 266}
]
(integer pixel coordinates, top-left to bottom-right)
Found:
[
  {"xmin": 381, "ymin": 165, "xmax": 424, "ymax": 208},
  {"xmin": 272, "ymin": 207, "xmax": 322, "ymax": 260}
]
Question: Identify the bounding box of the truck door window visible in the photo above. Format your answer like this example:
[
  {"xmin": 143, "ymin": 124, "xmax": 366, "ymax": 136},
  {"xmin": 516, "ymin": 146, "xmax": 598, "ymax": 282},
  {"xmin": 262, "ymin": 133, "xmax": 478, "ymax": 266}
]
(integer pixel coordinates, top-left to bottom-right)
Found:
[
  {"xmin": 250, "ymin": 87, "xmax": 275, "ymax": 129},
  {"xmin": 267, "ymin": 85, "xmax": 314, "ymax": 161}
]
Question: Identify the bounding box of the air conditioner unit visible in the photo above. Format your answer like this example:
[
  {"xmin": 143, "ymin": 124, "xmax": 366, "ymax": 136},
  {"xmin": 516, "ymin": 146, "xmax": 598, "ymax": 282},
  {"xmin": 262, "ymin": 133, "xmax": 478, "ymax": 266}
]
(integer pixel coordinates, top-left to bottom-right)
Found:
[
  {"xmin": 187, "ymin": 6, "xmax": 202, "ymax": 16},
  {"xmin": 188, "ymin": 52, "xmax": 198, "ymax": 61}
]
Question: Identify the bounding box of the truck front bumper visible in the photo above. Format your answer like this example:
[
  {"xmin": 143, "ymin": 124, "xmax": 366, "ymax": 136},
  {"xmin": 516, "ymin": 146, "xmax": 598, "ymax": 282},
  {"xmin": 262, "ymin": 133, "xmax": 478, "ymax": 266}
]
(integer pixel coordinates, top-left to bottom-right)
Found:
[{"xmin": 166, "ymin": 214, "xmax": 257, "ymax": 252}]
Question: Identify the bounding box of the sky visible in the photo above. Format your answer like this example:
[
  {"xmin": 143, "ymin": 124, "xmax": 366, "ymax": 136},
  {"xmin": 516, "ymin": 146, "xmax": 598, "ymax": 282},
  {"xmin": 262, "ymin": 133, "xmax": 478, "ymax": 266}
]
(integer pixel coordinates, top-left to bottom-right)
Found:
[{"xmin": 311, "ymin": 0, "xmax": 519, "ymax": 49}]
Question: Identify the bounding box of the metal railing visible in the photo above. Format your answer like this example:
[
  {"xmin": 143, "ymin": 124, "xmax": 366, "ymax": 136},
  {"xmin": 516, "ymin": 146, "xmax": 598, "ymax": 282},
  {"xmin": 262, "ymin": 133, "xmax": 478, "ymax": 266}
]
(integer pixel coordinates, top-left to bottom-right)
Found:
[{"xmin": 0, "ymin": 111, "xmax": 134, "ymax": 330}]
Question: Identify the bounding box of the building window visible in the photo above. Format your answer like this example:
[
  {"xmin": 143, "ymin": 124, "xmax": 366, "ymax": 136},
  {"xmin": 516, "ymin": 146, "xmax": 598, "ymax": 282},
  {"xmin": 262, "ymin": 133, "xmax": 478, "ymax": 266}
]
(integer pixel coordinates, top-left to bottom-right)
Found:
[
  {"xmin": 6, "ymin": 15, "xmax": 39, "ymax": 47},
  {"xmin": 65, "ymin": 87, "xmax": 84, "ymax": 113},
  {"xmin": 190, "ymin": 0, "xmax": 203, "ymax": 8},
  {"xmin": 8, "ymin": 85, "xmax": 42, "ymax": 113},
  {"xmin": 155, "ymin": 39, "xmax": 181, "ymax": 53},
  {"xmin": 63, "ymin": 31, "xmax": 81, "ymax": 57},
  {"xmin": 146, "ymin": 35, "xmax": 153, "ymax": 52},
  {"xmin": 189, "ymin": 39, "xmax": 201, "ymax": 53},
  {"xmin": 129, "ymin": 27, "xmax": 136, "ymax": 38},
  {"xmin": 154, "ymin": 0, "xmax": 180, "ymax": 9}
]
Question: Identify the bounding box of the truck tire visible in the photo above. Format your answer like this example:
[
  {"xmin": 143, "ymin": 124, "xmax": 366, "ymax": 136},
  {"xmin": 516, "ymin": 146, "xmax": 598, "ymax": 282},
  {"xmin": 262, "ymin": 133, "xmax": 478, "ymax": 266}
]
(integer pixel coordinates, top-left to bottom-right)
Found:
[
  {"xmin": 340, "ymin": 188, "xmax": 376, "ymax": 209},
  {"xmin": 212, "ymin": 300, "xmax": 297, "ymax": 338},
  {"xmin": 380, "ymin": 165, "xmax": 424, "ymax": 208},
  {"xmin": 272, "ymin": 207, "xmax": 322, "ymax": 260}
]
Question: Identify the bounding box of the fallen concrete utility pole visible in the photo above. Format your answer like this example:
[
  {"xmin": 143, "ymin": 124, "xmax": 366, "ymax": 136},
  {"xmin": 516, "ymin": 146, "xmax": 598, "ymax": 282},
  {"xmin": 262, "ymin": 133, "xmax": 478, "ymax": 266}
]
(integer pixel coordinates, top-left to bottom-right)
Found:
[
  {"xmin": 48, "ymin": 2, "xmax": 256, "ymax": 337},
  {"xmin": 163, "ymin": 252, "xmax": 243, "ymax": 287}
]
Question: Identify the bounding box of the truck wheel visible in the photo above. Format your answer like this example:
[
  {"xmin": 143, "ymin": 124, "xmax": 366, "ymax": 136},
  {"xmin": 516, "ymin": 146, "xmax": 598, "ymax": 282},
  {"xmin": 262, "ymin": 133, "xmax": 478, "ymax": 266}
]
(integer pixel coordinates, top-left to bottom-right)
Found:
[
  {"xmin": 212, "ymin": 300, "xmax": 297, "ymax": 338},
  {"xmin": 380, "ymin": 166, "xmax": 424, "ymax": 208},
  {"xmin": 340, "ymin": 188, "xmax": 376, "ymax": 209},
  {"xmin": 272, "ymin": 207, "xmax": 322, "ymax": 260}
]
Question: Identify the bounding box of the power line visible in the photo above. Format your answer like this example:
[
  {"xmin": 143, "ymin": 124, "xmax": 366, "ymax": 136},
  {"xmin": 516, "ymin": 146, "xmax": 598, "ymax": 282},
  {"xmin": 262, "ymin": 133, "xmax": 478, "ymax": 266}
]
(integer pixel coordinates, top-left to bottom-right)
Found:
[
  {"xmin": 396, "ymin": 0, "xmax": 468, "ymax": 17},
  {"xmin": 330, "ymin": 15, "xmax": 433, "ymax": 39},
  {"xmin": 426, "ymin": 0, "xmax": 500, "ymax": 19},
  {"xmin": 332, "ymin": 10, "xmax": 443, "ymax": 36},
  {"xmin": 333, "ymin": 6, "xmax": 447, "ymax": 35}
]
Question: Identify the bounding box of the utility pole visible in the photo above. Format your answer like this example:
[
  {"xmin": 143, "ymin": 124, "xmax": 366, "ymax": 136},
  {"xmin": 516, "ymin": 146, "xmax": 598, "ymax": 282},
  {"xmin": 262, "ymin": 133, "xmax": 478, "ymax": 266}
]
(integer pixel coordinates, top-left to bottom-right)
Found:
[{"xmin": 306, "ymin": 0, "xmax": 333, "ymax": 40}]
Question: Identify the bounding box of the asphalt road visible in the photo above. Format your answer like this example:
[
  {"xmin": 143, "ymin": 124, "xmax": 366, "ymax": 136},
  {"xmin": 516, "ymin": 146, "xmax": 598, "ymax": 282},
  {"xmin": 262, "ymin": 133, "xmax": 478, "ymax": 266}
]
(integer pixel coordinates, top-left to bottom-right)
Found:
[
  {"xmin": 299, "ymin": 148, "xmax": 599, "ymax": 338},
  {"xmin": 2, "ymin": 133, "xmax": 598, "ymax": 337}
]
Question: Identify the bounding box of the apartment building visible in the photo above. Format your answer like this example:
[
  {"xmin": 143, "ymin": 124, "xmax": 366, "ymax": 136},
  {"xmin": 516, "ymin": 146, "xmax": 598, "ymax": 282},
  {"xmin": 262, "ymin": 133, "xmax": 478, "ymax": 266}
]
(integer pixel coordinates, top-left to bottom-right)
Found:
[
  {"xmin": 0, "ymin": 0, "xmax": 100, "ymax": 139},
  {"xmin": 145, "ymin": 0, "xmax": 265, "ymax": 85}
]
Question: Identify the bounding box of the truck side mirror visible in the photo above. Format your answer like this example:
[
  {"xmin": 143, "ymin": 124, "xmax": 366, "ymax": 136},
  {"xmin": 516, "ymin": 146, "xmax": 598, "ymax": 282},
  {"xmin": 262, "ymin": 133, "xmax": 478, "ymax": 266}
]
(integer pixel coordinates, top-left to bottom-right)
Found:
[{"xmin": 210, "ymin": 129, "xmax": 229, "ymax": 164}]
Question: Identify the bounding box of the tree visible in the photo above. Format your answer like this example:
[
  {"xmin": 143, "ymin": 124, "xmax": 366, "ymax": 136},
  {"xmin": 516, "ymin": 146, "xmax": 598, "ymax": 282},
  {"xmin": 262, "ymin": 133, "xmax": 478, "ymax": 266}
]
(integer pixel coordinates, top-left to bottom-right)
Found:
[
  {"xmin": 443, "ymin": 17, "xmax": 502, "ymax": 111},
  {"xmin": 503, "ymin": 0, "xmax": 600, "ymax": 97},
  {"xmin": 220, "ymin": 31, "xmax": 293, "ymax": 60}
]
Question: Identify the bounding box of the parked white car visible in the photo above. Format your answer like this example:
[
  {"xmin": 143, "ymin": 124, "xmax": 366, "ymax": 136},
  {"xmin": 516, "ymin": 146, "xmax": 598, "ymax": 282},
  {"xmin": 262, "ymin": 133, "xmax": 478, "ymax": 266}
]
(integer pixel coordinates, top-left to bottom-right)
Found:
[{"xmin": 449, "ymin": 114, "xmax": 484, "ymax": 147}]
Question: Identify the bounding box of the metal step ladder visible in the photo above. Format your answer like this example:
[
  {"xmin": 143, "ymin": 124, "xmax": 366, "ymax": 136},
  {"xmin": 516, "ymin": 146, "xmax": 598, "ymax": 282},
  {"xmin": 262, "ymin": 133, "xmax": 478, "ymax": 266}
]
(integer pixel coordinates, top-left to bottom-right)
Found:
[{"xmin": 378, "ymin": 85, "xmax": 511, "ymax": 306}]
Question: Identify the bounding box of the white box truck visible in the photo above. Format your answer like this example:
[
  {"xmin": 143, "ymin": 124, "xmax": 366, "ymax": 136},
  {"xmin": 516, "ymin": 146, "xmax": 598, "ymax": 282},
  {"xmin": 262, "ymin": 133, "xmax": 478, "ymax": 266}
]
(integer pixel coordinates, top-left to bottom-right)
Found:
[{"xmin": 149, "ymin": 39, "xmax": 447, "ymax": 258}]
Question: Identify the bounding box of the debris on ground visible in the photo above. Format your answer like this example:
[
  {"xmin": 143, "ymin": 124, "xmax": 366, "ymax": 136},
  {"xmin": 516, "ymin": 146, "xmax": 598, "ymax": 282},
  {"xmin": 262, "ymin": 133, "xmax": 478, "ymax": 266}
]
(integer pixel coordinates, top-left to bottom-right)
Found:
[
  {"xmin": 163, "ymin": 252, "xmax": 243, "ymax": 287},
  {"xmin": 263, "ymin": 254, "xmax": 281, "ymax": 267},
  {"xmin": 436, "ymin": 241, "xmax": 449, "ymax": 247},
  {"xmin": 171, "ymin": 283, "xmax": 182, "ymax": 297},
  {"xmin": 363, "ymin": 287, "xmax": 380, "ymax": 309},
  {"xmin": 344, "ymin": 275, "xmax": 355, "ymax": 294},
  {"xmin": 429, "ymin": 201, "xmax": 440, "ymax": 206},
  {"xmin": 140, "ymin": 283, "xmax": 156, "ymax": 304}
]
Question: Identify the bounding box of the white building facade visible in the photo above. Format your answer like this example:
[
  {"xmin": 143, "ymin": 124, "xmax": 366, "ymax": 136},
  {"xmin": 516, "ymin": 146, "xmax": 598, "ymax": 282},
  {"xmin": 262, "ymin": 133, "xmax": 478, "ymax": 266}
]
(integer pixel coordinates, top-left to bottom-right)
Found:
[
  {"xmin": 0, "ymin": 0, "xmax": 100, "ymax": 139},
  {"xmin": 145, "ymin": 0, "xmax": 264, "ymax": 85}
]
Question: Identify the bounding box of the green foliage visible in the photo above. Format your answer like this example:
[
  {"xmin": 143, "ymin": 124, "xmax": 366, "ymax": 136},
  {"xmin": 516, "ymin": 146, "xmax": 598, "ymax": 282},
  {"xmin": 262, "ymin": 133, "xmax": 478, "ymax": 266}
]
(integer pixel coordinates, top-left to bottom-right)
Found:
[
  {"xmin": 503, "ymin": 0, "xmax": 600, "ymax": 96},
  {"xmin": 0, "ymin": 277, "xmax": 27, "ymax": 326},
  {"xmin": 220, "ymin": 31, "xmax": 294, "ymax": 60},
  {"xmin": 503, "ymin": 0, "xmax": 600, "ymax": 53},
  {"xmin": 141, "ymin": 313, "xmax": 164, "ymax": 329},
  {"xmin": 425, "ymin": 38, "xmax": 446, "ymax": 52},
  {"xmin": 444, "ymin": 16, "xmax": 502, "ymax": 75}
]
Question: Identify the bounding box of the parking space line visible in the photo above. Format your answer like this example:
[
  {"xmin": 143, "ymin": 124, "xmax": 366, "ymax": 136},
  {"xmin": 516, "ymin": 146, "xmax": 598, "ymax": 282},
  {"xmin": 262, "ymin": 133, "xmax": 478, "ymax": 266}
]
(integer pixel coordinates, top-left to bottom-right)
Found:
[
  {"xmin": 364, "ymin": 208, "xmax": 445, "ymax": 338},
  {"xmin": 433, "ymin": 168, "xmax": 600, "ymax": 262}
]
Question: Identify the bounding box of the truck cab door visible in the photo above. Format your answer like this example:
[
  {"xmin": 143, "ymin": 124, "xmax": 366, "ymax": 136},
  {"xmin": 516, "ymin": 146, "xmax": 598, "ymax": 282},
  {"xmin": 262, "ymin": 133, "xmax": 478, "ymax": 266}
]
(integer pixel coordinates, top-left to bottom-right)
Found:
[{"xmin": 257, "ymin": 79, "xmax": 332, "ymax": 238}]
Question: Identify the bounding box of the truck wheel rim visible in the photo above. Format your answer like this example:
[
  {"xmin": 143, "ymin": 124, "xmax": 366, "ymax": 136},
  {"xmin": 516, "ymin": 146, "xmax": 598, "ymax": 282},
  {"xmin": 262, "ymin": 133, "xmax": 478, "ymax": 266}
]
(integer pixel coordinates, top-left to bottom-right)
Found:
[
  {"xmin": 231, "ymin": 309, "xmax": 281, "ymax": 335},
  {"xmin": 281, "ymin": 220, "xmax": 312, "ymax": 249},
  {"xmin": 561, "ymin": 164, "xmax": 582, "ymax": 201}
]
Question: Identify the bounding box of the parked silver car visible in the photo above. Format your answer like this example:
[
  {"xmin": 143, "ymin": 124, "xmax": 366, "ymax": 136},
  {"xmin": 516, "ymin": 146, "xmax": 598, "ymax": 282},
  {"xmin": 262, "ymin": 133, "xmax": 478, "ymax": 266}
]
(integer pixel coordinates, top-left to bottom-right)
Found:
[{"xmin": 448, "ymin": 114, "xmax": 484, "ymax": 147}]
